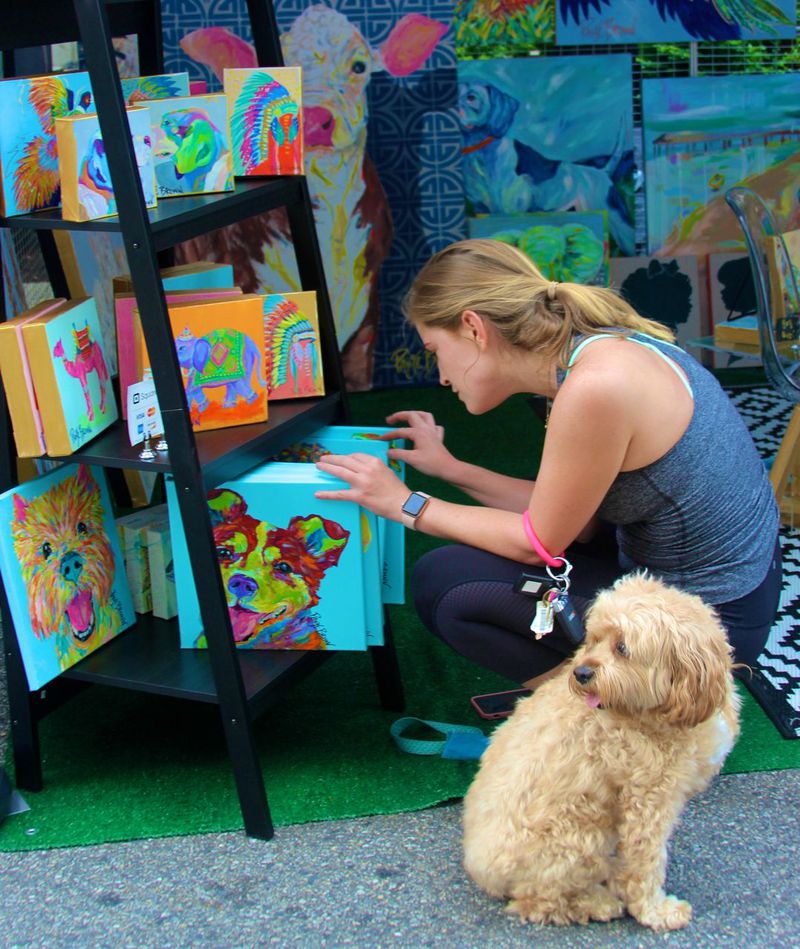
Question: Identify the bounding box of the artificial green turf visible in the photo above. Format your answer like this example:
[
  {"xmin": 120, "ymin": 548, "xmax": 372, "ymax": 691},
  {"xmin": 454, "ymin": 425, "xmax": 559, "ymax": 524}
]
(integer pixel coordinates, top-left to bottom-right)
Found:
[{"xmin": 1, "ymin": 386, "xmax": 796, "ymax": 852}]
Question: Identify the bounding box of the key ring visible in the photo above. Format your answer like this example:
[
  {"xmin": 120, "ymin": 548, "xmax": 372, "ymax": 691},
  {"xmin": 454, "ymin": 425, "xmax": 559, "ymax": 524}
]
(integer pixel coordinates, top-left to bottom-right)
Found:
[{"xmin": 545, "ymin": 557, "xmax": 573, "ymax": 593}]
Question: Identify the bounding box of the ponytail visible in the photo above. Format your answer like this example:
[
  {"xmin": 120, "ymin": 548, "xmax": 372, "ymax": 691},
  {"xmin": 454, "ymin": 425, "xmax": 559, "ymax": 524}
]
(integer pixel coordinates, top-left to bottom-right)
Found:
[{"xmin": 403, "ymin": 239, "xmax": 674, "ymax": 367}]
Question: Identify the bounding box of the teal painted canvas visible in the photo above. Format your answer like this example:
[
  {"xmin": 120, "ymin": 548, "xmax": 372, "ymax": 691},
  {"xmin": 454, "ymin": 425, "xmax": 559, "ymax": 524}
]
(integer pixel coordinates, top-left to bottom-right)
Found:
[
  {"xmin": 311, "ymin": 425, "xmax": 407, "ymax": 605},
  {"xmin": 642, "ymin": 75, "xmax": 800, "ymax": 256},
  {"xmin": 266, "ymin": 436, "xmax": 400, "ymax": 645},
  {"xmin": 167, "ymin": 466, "xmax": 368, "ymax": 651},
  {"xmin": 0, "ymin": 464, "xmax": 135, "ymax": 690},
  {"xmin": 147, "ymin": 93, "xmax": 234, "ymax": 198},
  {"xmin": 0, "ymin": 71, "xmax": 93, "ymax": 217},
  {"xmin": 557, "ymin": 0, "xmax": 795, "ymax": 44},
  {"xmin": 468, "ymin": 211, "xmax": 609, "ymax": 285},
  {"xmin": 457, "ymin": 54, "xmax": 634, "ymax": 256}
]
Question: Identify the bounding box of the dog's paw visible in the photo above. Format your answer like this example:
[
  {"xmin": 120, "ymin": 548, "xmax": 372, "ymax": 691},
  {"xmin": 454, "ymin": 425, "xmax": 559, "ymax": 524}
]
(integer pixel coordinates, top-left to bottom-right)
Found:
[
  {"xmin": 581, "ymin": 886, "xmax": 625, "ymax": 923},
  {"xmin": 635, "ymin": 895, "xmax": 692, "ymax": 931}
]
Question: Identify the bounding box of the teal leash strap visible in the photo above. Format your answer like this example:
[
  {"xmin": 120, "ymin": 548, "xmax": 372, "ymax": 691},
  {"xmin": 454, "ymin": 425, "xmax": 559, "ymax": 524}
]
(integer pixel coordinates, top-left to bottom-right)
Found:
[{"xmin": 390, "ymin": 717, "xmax": 488, "ymax": 759}]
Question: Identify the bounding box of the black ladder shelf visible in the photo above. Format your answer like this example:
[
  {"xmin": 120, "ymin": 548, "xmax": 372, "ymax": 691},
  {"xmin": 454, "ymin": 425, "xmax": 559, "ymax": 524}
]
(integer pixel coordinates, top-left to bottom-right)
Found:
[{"xmin": 0, "ymin": 0, "xmax": 404, "ymax": 840}]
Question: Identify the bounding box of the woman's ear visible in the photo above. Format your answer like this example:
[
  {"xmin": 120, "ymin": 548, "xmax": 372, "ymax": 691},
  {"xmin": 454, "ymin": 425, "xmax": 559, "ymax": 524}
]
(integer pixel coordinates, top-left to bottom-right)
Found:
[{"xmin": 461, "ymin": 309, "xmax": 487, "ymax": 347}]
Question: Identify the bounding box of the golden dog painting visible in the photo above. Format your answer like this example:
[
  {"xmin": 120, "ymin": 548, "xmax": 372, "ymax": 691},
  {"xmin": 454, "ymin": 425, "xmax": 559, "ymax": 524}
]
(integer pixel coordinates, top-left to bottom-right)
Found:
[
  {"xmin": 463, "ymin": 573, "xmax": 740, "ymax": 932},
  {"xmin": 0, "ymin": 464, "xmax": 134, "ymax": 689},
  {"xmin": 166, "ymin": 463, "xmax": 370, "ymax": 651}
]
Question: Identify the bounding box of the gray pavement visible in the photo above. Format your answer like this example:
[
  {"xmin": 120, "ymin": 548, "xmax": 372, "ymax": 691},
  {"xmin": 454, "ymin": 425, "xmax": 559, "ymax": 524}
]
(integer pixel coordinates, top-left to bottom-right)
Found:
[
  {"xmin": 1, "ymin": 623, "xmax": 799, "ymax": 948},
  {"xmin": 0, "ymin": 769, "xmax": 798, "ymax": 948}
]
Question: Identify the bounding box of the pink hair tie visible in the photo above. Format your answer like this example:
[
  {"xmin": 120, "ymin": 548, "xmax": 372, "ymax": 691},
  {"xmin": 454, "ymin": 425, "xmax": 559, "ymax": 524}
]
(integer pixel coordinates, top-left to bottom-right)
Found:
[{"xmin": 522, "ymin": 510, "xmax": 563, "ymax": 567}]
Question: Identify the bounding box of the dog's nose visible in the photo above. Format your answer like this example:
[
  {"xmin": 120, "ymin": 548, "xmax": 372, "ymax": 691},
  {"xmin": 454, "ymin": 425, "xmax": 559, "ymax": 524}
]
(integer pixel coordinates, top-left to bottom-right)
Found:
[
  {"xmin": 228, "ymin": 573, "xmax": 258, "ymax": 601},
  {"xmin": 573, "ymin": 665, "xmax": 595, "ymax": 685},
  {"xmin": 60, "ymin": 551, "xmax": 83, "ymax": 582}
]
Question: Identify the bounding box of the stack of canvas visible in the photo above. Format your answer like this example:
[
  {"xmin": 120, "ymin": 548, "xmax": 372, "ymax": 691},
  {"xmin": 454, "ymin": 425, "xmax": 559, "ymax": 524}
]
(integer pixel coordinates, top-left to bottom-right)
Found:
[
  {"xmin": 0, "ymin": 298, "xmax": 67, "ymax": 457},
  {"xmin": 135, "ymin": 293, "xmax": 268, "ymax": 432},
  {"xmin": 113, "ymin": 259, "xmax": 239, "ymax": 415},
  {"xmin": 145, "ymin": 513, "xmax": 177, "ymax": 620},
  {"xmin": 166, "ymin": 424, "xmax": 406, "ymax": 652},
  {"xmin": 0, "ymin": 296, "xmax": 118, "ymax": 457}
]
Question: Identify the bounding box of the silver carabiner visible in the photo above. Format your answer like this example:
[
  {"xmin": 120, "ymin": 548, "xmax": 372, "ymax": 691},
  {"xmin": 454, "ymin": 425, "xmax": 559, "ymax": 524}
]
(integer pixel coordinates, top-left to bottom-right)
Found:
[{"xmin": 545, "ymin": 557, "xmax": 573, "ymax": 594}]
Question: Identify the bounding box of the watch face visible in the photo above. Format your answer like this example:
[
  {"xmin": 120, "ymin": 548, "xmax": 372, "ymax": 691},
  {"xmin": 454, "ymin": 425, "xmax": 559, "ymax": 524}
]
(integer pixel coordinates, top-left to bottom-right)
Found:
[{"xmin": 402, "ymin": 492, "xmax": 428, "ymax": 517}]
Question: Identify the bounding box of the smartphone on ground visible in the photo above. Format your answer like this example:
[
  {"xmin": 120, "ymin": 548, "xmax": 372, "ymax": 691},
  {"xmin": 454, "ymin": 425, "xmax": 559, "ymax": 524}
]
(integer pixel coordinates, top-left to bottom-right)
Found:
[{"xmin": 470, "ymin": 688, "xmax": 533, "ymax": 720}]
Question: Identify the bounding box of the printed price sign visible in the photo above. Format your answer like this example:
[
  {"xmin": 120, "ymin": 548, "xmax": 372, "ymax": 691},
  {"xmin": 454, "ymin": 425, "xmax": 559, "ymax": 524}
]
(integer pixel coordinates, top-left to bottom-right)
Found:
[{"xmin": 126, "ymin": 378, "xmax": 164, "ymax": 446}]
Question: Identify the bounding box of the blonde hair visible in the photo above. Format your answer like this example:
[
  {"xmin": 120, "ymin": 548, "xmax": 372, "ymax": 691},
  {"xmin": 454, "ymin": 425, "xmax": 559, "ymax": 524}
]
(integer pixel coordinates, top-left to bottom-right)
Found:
[{"xmin": 402, "ymin": 239, "xmax": 674, "ymax": 367}]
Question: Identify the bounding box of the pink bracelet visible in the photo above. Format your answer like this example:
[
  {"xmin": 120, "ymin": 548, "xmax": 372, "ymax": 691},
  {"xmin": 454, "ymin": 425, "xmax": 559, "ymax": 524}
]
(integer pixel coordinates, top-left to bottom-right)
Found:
[{"xmin": 522, "ymin": 510, "xmax": 563, "ymax": 568}]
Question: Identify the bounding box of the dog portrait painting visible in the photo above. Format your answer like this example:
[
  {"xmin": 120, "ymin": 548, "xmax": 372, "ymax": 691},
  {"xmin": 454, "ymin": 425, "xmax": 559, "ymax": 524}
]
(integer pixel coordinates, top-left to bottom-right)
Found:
[
  {"xmin": 0, "ymin": 464, "xmax": 134, "ymax": 690},
  {"xmin": 462, "ymin": 573, "xmax": 740, "ymax": 931},
  {"xmin": 168, "ymin": 470, "xmax": 369, "ymax": 652},
  {"xmin": 457, "ymin": 54, "xmax": 636, "ymax": 256}
]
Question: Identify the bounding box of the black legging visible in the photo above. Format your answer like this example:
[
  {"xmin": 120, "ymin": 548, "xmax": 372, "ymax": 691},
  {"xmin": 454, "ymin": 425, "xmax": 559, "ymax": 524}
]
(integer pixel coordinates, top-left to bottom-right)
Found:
[{"xmin": 412, "ymin": 532, "xmax": 782, "ymax": 683}]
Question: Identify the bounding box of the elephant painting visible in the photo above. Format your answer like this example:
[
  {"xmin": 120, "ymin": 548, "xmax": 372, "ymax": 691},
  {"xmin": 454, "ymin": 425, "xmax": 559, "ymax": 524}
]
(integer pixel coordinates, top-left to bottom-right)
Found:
[
  {"xmin": 175, "ymin": 326, "xmax": 266, "ymax": 415},
  {"xmin": 53, "ymin": 325, "xmax": 110, "ymax": 421}
]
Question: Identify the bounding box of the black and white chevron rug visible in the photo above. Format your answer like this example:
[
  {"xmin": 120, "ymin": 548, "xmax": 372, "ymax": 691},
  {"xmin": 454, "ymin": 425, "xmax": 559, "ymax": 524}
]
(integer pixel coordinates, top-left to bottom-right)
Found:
[{"xmin": 728, "ymin": 386, "xmax": 800, "ymax": 738}]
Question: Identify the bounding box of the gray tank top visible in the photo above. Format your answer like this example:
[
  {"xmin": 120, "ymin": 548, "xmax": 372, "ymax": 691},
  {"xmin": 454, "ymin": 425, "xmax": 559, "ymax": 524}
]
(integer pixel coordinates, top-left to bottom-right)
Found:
[{"xmin": 556, "ymin": 332, "xmax": 779, "ymax": 603}]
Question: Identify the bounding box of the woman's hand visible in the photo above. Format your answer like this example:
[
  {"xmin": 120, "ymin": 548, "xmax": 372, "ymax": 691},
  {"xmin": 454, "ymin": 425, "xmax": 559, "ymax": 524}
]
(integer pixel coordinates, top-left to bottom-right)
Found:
[
  {"xmin": 383, "ymin": 410, "xmax": 457, "ymax": 479},
  {"xmin": 315, "ymin": 452, "xmax": 409, "ymax": 521}
]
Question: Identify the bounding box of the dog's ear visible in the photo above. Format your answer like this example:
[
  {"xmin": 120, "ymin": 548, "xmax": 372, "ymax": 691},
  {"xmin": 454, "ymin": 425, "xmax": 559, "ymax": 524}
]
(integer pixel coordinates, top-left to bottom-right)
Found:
[
  {"xmin": 286, "ymin": 515, "xmax": 349, "ymax": 570},
  {"xmin": 207, "ymin": 488, "xmax": 248, "ymax": 527},
  {"xmin": 660, "ymin": 607, "xmax": 733, "ymax": 729},
  {"xmin": 486, "ymin": 82, "xmax": 520, "ymax": 138}
]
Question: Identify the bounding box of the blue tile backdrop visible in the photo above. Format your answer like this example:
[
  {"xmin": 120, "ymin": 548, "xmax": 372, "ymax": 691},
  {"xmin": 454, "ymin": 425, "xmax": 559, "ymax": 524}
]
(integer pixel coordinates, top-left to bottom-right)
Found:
[{"xmin": 160, "ymin": 0, "xmax": 465, "ymax": 389}]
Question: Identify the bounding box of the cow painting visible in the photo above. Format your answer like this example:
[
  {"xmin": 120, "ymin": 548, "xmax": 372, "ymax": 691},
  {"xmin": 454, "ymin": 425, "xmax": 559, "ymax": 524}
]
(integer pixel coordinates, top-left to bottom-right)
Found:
[{"xmin": 176, "ymin": 5, "xmax": 447, "ymax": 391}]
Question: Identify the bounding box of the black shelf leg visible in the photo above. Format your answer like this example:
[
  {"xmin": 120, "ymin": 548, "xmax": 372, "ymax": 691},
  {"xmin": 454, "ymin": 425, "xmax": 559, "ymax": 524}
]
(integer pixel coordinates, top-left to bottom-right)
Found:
[
  {"xmin": 217, "ymin": 708, "xmax": 274, "ymax": 840},
  {"xmin": 2, "ymin": 615, "xmax": 42, "ymax": 791},
  {"xmin": 371, "ymin": 608, "xmax": 405, "ymax": 712}
]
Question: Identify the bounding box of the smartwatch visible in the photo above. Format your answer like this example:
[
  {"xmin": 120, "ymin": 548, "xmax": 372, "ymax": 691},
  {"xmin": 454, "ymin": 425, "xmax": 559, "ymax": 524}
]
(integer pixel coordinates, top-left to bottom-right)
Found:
[{"xmin": 400, "ymin": 491, "xmax": 431, "ymax": 530}]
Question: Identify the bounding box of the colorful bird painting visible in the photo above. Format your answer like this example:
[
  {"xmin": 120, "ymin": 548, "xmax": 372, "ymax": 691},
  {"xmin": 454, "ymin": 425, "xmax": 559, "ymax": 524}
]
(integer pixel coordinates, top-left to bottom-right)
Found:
[
  {"xmin": 13, "ymin": 76, "xmax": 93, "ymax": 213},
  {"xmin": 559, "ymin": 0, "xmax": 794, "ymax": 40}
]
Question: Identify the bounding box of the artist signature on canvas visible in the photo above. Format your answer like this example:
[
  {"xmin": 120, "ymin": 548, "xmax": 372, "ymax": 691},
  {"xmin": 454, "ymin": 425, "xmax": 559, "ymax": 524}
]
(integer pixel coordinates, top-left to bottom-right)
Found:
[{"xmin": 390, "ymin": 347, "xmax": 438, "ymax": 382}]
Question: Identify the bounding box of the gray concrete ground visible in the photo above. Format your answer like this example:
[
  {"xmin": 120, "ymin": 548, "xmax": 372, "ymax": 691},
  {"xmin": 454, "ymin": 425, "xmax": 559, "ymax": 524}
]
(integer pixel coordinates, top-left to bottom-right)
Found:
[
  {"xmin": 1, "ymin": 631, "xmax": 799, "ymax": 948},
  {"xmin": 0, "ymin": 770, "xmax": 798, "ymax": 948}
]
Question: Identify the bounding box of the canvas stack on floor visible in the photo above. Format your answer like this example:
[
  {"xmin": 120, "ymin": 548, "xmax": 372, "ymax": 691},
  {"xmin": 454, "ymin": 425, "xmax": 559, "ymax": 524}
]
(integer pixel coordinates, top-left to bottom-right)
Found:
[{"xmin": 166, "ymin": 425, "xmax": 406, "ymax": 652}]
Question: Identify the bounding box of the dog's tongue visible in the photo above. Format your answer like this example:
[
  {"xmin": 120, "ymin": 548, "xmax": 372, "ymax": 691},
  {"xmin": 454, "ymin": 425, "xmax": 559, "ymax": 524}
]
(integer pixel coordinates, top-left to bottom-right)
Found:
[
  {"xmin": 67, "ymin": 590, "xmax": 93, "ymax": 632},
  {"xmin": 230, "ymin": 607, "xmax": 265, "ymax": 643},
  {"xmin": 585, "ymin": 692, "xmax": 602, "ymax": 709}
]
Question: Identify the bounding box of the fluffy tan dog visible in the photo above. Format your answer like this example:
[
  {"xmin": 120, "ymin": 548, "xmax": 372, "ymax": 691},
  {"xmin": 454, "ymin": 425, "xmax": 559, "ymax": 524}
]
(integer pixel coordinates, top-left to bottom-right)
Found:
[{"xmin": 462, "ymin": 573, "xmax": 740, "ymax": 932}]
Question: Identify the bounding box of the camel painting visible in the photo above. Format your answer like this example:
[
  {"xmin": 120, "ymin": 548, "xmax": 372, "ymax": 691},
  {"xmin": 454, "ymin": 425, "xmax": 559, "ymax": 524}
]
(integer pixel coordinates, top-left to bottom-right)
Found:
[
  {"xmin": 21, "ymin": 297, "xmax": 118, "ymax": 455},
  {"xmin": 53, "ymin": 324, "xmax": 110, "ymax": 422}
]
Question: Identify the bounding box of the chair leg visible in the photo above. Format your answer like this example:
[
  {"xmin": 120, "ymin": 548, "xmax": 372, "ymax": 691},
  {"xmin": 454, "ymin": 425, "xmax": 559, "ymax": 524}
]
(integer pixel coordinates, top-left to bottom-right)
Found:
[{"xmin": 770, "ymin": 405, "xmax": 800, "ymax": 527}]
